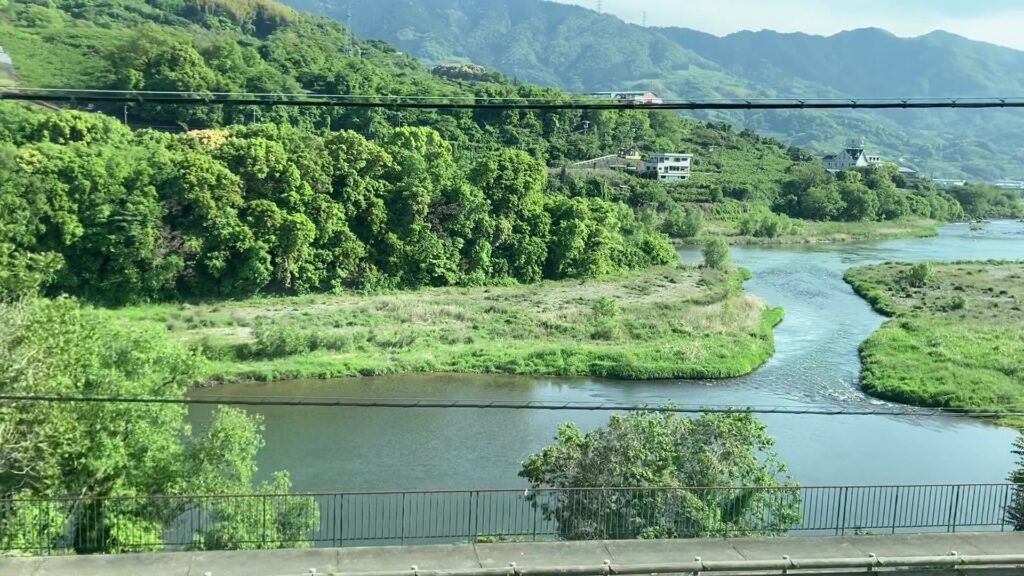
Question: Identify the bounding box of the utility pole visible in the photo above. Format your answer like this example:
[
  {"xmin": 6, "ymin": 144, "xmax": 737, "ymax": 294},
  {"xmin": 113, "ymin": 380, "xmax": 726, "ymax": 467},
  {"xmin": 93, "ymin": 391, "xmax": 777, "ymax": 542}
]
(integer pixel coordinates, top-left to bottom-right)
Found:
[
  {"xmin": 123, "ymin": 105, "xmax": 128, "ymax": 126},
  {"xmin": 596, "ymin": 0, "xmax": 602, "ymax": 13},
  {"xmin": 347, "ymin": 5, "xmax": 355, "ymax": 57}
]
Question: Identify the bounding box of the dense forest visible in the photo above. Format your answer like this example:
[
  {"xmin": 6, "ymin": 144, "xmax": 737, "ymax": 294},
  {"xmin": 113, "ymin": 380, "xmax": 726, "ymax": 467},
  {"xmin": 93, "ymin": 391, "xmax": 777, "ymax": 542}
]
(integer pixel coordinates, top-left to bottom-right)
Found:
[{"xmin": 1, "ymin": 0, "xmax": 1021, "ymax": 305}]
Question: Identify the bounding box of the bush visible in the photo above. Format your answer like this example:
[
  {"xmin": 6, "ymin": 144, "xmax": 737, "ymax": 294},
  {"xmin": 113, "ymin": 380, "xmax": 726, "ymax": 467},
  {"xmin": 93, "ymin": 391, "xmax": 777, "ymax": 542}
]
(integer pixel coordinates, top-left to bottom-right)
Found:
[
  {"xmin": 660, "ymin": 206, "xmax": 703, "ymax": 239},
  {"xmin": 738, "ymin": 211, "xmax": 802, "ymax": 238},
  {"xmin": 906, "ymin": 262, "xmax": 934, "ymax": 288},
  {"xmin": 946, "ymin": 295, "xmax": 968, "ymax": 311},
  {"xmin": 248, "ymin": 323, "xmax": 312, "ymax": 359},
  {"xmin": 702, "ymin": 237, "xmax": 731, "ymax": 270}
]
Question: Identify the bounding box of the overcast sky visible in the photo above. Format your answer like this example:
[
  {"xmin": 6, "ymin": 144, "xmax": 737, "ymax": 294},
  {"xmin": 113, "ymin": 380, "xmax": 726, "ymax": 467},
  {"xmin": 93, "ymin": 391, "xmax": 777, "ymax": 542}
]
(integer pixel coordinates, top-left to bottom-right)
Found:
[{"xmin": 554, "ymin": 0, "xmax": 1024, "ymax": 50}]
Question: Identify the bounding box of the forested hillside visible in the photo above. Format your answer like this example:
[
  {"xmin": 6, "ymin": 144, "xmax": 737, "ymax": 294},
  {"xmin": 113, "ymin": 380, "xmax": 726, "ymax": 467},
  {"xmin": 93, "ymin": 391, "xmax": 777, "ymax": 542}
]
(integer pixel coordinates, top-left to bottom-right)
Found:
[
  {"xmin": 1, "ymin": 0, "xmax": 1020, "ymax": 306},
  {"xmin": 307, "ymin": 0, "xmax": 1024, "ymax": 180}
]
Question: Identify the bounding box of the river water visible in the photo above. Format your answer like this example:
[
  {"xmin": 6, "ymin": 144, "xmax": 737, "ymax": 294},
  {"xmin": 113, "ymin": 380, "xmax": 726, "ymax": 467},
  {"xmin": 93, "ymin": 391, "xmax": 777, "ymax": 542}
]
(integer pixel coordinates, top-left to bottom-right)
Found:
[{"xmin": 190, "ymin": 221, "xmax": 1024, "ymax": 493}]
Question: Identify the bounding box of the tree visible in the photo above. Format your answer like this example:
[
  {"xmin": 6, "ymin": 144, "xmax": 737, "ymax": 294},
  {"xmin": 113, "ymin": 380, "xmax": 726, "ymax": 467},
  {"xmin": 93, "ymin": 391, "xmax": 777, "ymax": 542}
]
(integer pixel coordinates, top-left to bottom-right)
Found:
[
  {"xmin": 469, "ymin": 149, "xmax": 551, "ymax": 283},
  {"xmin": 1009, "ymin": 434, "xmax": 1024, "ymax": 531},
  {"xmin": 797, "ymin": 183, "xmax": 845, "ymax": 220},
  {"xmin": 661, "ymin": 206, "xmax": 703, "ymax": 239},
  {"xmin": 702, "ymin": 236, "xmax": 730, "ymax": 270},
  {"xmin": 520, "ymin": 411, "xmax": 801, "ymax": 540},
  {"xmin": 0, "ymin": 298, "xmax": 316, "ymax": 552},
  {"xmin": 906, "ymin": 262, "xmax": 934, "ymax": 288},
  {"xmin": 837, "ymin": 181, "xmax": 879, "ymax": 221}
]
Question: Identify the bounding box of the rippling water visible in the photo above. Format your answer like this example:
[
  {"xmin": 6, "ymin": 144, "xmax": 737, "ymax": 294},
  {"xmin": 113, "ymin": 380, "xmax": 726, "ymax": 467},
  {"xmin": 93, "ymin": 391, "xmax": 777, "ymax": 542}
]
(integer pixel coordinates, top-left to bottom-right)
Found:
[{"xmin": 191, "ymin": 221, "xmax": 1024, "ymax": 491}]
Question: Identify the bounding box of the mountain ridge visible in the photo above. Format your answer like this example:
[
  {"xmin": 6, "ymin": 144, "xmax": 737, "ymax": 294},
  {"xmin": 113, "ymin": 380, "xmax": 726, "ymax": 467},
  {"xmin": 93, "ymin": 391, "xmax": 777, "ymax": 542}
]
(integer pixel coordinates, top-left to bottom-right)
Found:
[{"xmin": 290, "ymin": 0, "xmax": 1024, "ymax": 180}]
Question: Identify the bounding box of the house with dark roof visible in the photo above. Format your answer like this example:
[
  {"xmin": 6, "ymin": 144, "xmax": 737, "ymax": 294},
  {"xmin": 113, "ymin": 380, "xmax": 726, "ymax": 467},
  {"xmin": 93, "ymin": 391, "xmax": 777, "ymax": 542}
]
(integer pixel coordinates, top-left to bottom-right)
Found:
[{"xmin": 823, "ymin": 138, "xmax": 879, "ymax": 172}]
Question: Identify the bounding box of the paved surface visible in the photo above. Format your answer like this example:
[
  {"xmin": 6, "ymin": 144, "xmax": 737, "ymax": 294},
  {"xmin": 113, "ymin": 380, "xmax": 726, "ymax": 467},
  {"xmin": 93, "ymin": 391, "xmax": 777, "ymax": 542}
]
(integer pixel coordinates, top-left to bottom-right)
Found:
[{"xmin": 2, "ymin": 533, "xmax": 1023, "ymax": 576}]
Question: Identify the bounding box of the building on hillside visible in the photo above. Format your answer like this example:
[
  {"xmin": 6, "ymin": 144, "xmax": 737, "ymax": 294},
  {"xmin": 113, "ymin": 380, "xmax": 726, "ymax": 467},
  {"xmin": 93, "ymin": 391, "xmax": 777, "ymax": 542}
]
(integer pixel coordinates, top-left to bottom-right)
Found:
[
  {"xmin": 993, "ymin": 179, "xmax": 1024, "ymax": 191},
  {"xmin": 897, "ymin": 166, "xmax": 919, "ymax": 179},
  {"xmin": 644, "ymin": 153, "xmax": 692, "ymax": 181},
  {"xmin": 933, "ymin": 178, "xmax": 967, "ymax": 187},
  {"xmin": 823, "ymin": 138, "xmax": 882, "ymax": 172},
  {"xmin": 589, "ymin": 91, "xmax": 663, "ymax": 105}
]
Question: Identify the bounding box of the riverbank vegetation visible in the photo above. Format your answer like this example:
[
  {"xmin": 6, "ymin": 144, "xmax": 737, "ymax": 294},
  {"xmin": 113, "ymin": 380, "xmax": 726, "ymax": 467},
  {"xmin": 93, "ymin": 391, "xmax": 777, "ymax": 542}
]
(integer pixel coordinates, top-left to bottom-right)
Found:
[
  {"xmin": 845, "ymin": 261, "xmax": 1024, "ymax": 422},
  {"xmin": 521, "ymin": 411, "xmax": 800, "ymax": 539},
  {"xmin": 100, "ymin": 266, "xmax": 783, "ymax": 382},
  {"xmin": 0, "ymin": 297, "xmax": 317, "ymax": 552}
]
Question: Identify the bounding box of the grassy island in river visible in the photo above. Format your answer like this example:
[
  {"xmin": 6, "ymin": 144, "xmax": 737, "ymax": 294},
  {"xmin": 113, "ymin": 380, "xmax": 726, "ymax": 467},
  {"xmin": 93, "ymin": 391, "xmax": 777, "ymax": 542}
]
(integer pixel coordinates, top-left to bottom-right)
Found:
[
  {"xmin": 102, "ymin": 267, "xmax": 783, "ymax": 383},
  {"xmin": 845, "ymin": 261, "xmax": 1024, "ymax": 421}
]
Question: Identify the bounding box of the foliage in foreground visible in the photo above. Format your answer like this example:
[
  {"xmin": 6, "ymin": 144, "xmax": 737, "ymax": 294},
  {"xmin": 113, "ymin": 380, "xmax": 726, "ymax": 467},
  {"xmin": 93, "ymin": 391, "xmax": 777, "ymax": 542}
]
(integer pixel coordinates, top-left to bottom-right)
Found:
[
  {"xmin": 0, "ymin": 298, "xmax": 316, "ymax": 553},
  {"xmin": 519, "ymin": 411, "xmax": 801, "ymax": 540},
  {"xmin": 104, "ymin": 267, "xmax": 784, "ymax": 382},
  {"xmin": 845, "ymin": 261, "xmax": 1024, "ymax": 419},
  {"xmin": 1010, "ymin": 435, "xmax": 1024, "ymax": 531}
]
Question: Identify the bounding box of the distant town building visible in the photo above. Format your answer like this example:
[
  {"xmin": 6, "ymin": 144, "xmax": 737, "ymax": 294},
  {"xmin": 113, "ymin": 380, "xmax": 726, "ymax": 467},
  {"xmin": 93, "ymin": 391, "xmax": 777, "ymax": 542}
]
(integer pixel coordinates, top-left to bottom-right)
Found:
[
  {"xmin": 897, "ymin": 166, "xmax": 919, "ymax": 179},
  {"xmin": 993, "ymin": 179, "xmax": 1024, "ymax": 191},
  {"xmin": 932, "ymin": 178, "xmax": 967, "ymax": 187},
  {"xmin": 589, "ymin": 91, "xmax": 663, "ymax": 105},
  {"xmin": 823, "ymin": 138, "xmax": 921, "ymax": 179},
  {"xmin": 823, "ymin": 138, "xmax": 880, "ymax": 172},
  {"xmin": 644, "ymin": 153, "xmax": 692, "ymax": 181}
]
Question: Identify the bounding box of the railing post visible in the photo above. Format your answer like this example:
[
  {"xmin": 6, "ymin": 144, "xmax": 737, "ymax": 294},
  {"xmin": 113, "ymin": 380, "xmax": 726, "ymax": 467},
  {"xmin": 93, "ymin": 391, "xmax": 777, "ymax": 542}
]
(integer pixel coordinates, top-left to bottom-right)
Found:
[
  {"xmin": 400, "ymin": 492, "xmax": 406, "ymax": 545},
  {"xmin": 837, "ymin": 487, "xmax": 849, "ymax": 536},
  {"xmin": 1002, "ymin": 485, "xmax": 1012, "ymax": 532},
  {"xmin": 338, "ymin": 494, "xmax": 344, "ymax": 548},
  {"xmin": 890, "ymin": 487, "xmax": 900, "ymax": 535},
  {"xmin": 261, "ymin": 495, "xmax": 267, "ymax": 547},
  {"xmin": 532, "ymin": 495, "xmax": 539, "ymax": 542},
  {"xmin": 470, "ymin": 491, "xmax": 478, "ymax": 541},
  {"xmin": 948, "ymin": 485, "xmax": 962, "ymax": 533}
]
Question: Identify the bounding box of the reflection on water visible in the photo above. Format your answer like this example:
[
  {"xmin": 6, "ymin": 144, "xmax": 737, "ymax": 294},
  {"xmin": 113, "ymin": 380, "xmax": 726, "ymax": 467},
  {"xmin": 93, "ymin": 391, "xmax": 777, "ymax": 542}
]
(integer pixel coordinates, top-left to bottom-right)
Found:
[{"xmin": 191, "ymin": 221, "xmax": 1024, "ymax": 492}]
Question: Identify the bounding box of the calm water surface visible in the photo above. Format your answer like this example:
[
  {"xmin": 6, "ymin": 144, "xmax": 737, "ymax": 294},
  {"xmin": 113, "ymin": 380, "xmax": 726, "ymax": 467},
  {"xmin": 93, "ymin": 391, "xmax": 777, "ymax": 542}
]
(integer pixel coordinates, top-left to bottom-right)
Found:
[{"xmin": 191, "ymin": 221, "xmax": 1024, "ymax": 492}]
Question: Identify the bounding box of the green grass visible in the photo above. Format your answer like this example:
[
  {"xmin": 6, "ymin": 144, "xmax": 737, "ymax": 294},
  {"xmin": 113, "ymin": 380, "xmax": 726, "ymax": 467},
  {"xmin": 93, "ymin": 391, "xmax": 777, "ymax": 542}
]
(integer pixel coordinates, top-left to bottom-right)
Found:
[
  {"xmin": 99, "ymin": 267, "xmax": 784, "ymax": 383},
  {"xmin": 702, "ymin": 217, "xmax": 939, "ymax": 246},
  {"xmin": 845, "ymin": 261, "xmax": 1024, "ymax": 424},
  {"xmin": 0, "ymin": 25, "xmax": 123, "ymax": 88}
]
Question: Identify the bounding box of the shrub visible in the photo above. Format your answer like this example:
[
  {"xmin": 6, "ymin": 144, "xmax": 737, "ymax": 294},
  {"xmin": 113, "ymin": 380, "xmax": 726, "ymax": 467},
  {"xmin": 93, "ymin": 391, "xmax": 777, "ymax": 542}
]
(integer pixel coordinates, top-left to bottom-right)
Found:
[
  {"xmin": 702, "ymin": 237, "xmax": 731, "ymax": 270},
  {"xmin": 660, "ymin": 206, "xmax": 703, "ymax": 239},
  {"xmin": 592, "ymin": 297, "xmax": 621, "ymax": 319},
  {"xmin": 906, "ymin": 262, "xmax": 934, "ymax": 288},
  {"xmin": 947, "ymin": 295, "xmax": 968, "ymax": 311},
  {"xmin": 248, "ymin": 322, "xmax": 312, "ymax": 359},
  {"xmin": 737, "ymin": 212, "xmax": 798, "ymax": 238}
]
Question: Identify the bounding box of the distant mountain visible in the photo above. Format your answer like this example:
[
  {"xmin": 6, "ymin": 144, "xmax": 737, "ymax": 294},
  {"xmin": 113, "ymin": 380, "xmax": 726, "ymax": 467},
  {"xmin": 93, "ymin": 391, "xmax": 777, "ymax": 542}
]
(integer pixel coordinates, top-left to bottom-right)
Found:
[{"xmin": 285, "ymin": 0, "xmax": 1024, "ymax": 180}]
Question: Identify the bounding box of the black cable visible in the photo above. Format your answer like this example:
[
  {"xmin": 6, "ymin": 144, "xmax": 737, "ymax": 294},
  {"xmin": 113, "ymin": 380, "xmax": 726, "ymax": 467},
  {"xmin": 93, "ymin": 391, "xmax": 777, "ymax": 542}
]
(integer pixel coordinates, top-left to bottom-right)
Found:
[
  {"xmin": 3, "ymin": 89, "xmax": 1023, "ymax": 110},
  {"xmin": 0, "ymin": 393, "xmax": 1018, "ymax": 418}
]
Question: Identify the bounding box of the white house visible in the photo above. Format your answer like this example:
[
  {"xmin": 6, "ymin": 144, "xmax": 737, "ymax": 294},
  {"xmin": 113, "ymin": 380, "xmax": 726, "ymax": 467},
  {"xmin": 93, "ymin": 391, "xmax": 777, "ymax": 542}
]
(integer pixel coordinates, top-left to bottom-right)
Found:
[
  {"xmin": 589, "ymin": 91, "xmax": 663, "ymax": 105},
  {"xmin": 644, "ymin": 153, "xmax": 692, "ymax": 181},
  {"xmin": 823, "ymin": 138, "xmax": 882, "ymax": 172}
]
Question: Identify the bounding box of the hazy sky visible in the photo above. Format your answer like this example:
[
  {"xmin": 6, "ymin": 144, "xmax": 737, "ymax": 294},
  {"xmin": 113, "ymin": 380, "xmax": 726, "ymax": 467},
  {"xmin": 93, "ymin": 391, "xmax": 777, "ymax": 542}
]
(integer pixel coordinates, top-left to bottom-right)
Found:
[{"xmin": 555, "ymin": 0, "xmax": 1024, "ymax": 50}]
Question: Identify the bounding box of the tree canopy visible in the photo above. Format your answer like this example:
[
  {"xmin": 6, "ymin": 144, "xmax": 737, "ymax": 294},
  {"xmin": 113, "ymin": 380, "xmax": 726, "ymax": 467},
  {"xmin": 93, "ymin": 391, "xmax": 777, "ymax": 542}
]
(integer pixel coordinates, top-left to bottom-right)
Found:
[
  {"xmin": 0, "ymin": 107, "xmax": 675, "ymax": 304},
  {"xmin": 0, "ymin": 298, "xmax": 316, "ymax": 552},
  {"xmin": 520, "ymin": 411, "xmax": 801, "ymax": 540}
]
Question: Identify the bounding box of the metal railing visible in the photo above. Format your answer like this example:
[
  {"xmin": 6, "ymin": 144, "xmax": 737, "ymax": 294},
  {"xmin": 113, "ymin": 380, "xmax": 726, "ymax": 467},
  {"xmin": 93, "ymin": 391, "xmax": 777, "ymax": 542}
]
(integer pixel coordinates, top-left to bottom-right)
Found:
[{"xmin": 1, "ymin": 484, "xmax": 1019, "ymax": 555}]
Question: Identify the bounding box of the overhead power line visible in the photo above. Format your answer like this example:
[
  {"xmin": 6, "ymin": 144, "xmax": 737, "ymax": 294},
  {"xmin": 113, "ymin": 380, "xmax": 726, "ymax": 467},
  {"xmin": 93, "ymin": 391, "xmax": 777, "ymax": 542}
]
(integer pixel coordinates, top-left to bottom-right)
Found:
[
  {"xmin": 0, "ymin": 393, "xmax": 1018, "ymax": 418},
  {"xmin": 4, "ymin": 88, "xmax": 1024, "ymax": 111}
]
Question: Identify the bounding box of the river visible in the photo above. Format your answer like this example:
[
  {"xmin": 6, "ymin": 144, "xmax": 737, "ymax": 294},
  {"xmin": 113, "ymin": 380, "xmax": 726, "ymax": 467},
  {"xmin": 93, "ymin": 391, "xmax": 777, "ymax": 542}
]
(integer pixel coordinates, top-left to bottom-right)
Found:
[{"xmin": 190, "ymin": 220, "xmax": 1024, "ymax": 492}]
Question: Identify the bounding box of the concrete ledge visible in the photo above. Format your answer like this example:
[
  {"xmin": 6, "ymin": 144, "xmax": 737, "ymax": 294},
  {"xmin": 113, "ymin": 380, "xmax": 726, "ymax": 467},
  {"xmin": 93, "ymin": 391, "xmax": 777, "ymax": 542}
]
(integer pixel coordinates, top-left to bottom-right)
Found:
[{"xmin": 2, "ymin": 532, "xmax": 1021, "ymax": 576}]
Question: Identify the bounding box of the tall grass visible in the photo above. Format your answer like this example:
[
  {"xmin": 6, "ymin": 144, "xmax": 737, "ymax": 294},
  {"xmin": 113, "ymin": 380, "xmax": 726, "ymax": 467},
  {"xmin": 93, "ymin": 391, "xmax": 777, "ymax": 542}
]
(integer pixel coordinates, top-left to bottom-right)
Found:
[
  {"xmin": 101, "ymin": 267, "xmax": 784, "ymax": 383},
  {"xmin": 846, "ymin": 261, "xmax": 1024, "ymax": 424}
]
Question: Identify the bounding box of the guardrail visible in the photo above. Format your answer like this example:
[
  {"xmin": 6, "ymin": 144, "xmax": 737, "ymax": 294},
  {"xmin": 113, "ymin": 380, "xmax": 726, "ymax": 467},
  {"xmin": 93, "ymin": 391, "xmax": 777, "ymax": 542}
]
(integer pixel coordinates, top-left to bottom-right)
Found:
[
  {"xmin": 1, "ymin": 484, "xmax": 1019, "ymax": 555},
  {"xmin": 335, "ymin": 554, "xmax": 1024, "ymax": 576}
]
